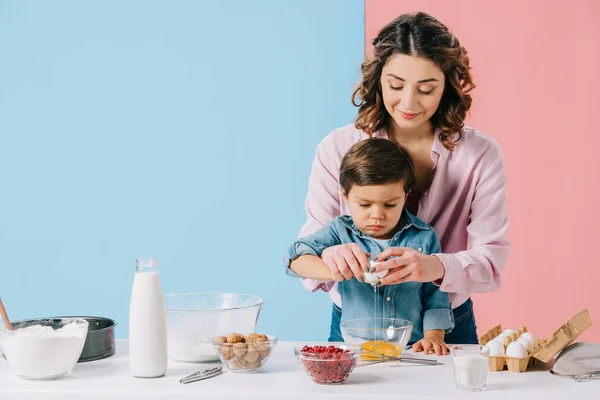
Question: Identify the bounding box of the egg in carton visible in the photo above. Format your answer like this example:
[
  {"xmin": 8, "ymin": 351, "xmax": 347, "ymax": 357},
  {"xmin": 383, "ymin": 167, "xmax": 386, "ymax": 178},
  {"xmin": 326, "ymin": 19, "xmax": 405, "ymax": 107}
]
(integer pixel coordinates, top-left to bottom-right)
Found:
[
  {"xmin": 479, "ymin": 325, "xmax": 546, "ymax": 372},
  {"xmin": 478, "ymin": 309, "xmax": 592, "ymax": 373}
]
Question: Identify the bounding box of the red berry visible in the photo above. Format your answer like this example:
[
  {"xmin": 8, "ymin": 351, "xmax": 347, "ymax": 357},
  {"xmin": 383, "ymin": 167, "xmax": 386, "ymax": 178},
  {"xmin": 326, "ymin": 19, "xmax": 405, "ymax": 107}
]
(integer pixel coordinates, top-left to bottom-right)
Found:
[{"xmin": 299, "ymin": 344, "xmax": 357, "ymax": 384}]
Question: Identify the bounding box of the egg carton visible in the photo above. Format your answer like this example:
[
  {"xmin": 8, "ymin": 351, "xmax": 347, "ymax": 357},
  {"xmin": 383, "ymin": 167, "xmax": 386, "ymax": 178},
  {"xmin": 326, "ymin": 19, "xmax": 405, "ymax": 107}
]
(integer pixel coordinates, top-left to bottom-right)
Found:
[
  {"xmin": 479, "ymin": 325, "xmax": 546, "ymax": 372},
  {"xmin": 478, "ymin": 309, "xmax": 592, "ymax": 373},
  {"xmin": 530, "ymin": 309, "xmax": 592, "ymax": 363}
]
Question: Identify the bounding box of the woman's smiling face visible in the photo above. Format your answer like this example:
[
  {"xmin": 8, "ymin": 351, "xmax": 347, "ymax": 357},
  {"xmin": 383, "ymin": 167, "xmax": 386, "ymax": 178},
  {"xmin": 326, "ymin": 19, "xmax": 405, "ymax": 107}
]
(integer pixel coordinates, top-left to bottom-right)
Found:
[{"xmin": 380, "ymin": 54, "xmax": 445, "ymax": 132}]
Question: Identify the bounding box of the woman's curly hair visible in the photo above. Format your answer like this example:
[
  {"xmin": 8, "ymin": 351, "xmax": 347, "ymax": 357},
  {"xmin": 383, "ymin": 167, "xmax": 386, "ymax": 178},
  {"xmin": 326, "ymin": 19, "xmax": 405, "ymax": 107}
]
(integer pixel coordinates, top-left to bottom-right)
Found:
[{"xmin": 352, "ymin": 12, "xmax": 475, "ymax": 151}]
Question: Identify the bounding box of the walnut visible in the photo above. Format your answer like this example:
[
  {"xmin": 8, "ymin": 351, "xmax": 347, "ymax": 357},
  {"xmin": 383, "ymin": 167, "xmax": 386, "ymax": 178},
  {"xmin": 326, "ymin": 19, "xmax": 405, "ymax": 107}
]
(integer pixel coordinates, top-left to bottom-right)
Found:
[
  {"xmin": 230, "ymin": 356, "xmax": 245, "ymax": 369},
  {"xmin": 245, "ymin": 333, "xmax": 262, "ymax": 343},
  {"xmin": 214, "ymin": 336, "xmax": 227, "ymax": 344},
  {"xmin": 221, "ymin": 345, "xmax": 233, "ymax": 360},
  {"xmin": 243, "ymin": 344, "xmax": 259, "ymax": 362},
  {"xmin": 258, "ymin": 348, "xmax": 270, "ymax": 360},
  {"xmin": 255, "ymin": 337, "xmax": 270, "ymax": 351},
  {"xmin": 246, "ymin": 359, "xmax": 261, "ymax": 369},
  {"xmin": 227, "ymin": 333, "xmax": 244, "ymax": 343},
  {"xmin": 232, "ymin": 342, "xmax": 247, "ymax": 357}
]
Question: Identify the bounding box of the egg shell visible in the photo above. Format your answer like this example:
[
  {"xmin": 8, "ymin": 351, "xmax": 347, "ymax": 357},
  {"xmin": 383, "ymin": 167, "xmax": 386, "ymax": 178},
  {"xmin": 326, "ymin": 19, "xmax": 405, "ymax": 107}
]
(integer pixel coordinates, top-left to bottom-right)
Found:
[
  {"xmin": 370, "ymin": 261, "xmax": 388, "ymax": 277},
  {"xmin": 503, "ymin": 329, "xmax": 515, "ymax": 335},
  {"xmin": 517, "ymin": 337, "xmax": 533, "ymax": 352},
  {"xmin": 485, "ymin": 339, "xmax": 505, "ymax": 357},
  {"xmin": 519, "ymin": 332, "xmax": 536, "ymax": 348},
  {"xmin": 364, "ymin": 261, "xmax": 388, "ymax": 283},
  {"xmin": 506, "ymin": 341, "xmax": 528, "ymax": 358},
  {"xmin": 495, "ymin": 333, "xmax": 508, "ymax": 344},
  {"xmin": 364, "ymin": 272, "xmax": 380, "ymax": 283}
]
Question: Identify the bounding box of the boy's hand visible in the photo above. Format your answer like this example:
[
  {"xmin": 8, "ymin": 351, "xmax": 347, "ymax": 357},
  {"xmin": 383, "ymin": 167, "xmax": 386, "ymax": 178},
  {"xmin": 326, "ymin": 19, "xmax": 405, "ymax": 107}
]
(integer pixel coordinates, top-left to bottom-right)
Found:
[
  {"xmin": 412, "ymin": 330, "xmax": 450, "ymax": 355},
  {"xmin": 321, "ymin": 244, "xmax": 370, "ymax": 282}
]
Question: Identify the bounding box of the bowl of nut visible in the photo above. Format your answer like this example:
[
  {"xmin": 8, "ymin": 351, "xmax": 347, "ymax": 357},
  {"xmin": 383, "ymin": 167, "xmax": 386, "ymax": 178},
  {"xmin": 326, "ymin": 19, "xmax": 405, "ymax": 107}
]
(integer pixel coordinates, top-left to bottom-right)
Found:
[
  {"xmin": 294, "ymin": 344, "xmax": 362, "ymax": 384},
  {"xmin": 211, "ymin": 332, "xmax": 277, "ymax": 373}
]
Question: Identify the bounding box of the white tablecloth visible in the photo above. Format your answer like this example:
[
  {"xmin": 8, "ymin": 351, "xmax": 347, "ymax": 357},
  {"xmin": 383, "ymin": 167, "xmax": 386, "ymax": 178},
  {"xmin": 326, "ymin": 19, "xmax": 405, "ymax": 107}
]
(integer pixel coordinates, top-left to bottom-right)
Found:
[{"xmin": 0, "ymin": 340, "xmax": 598, "ymax": 399}]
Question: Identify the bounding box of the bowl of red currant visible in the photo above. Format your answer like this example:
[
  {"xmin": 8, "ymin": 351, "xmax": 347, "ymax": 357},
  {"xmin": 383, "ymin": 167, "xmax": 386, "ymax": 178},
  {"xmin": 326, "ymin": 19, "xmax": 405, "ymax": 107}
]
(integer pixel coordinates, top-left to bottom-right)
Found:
[{"xmin": 294, "ymin": 344, "xmax": 362, "ymax": 384}]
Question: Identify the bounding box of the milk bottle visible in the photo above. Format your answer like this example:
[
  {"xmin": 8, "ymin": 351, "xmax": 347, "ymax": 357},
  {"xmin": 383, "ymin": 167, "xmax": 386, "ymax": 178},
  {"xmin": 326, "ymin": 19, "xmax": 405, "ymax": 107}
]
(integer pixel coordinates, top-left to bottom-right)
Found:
[{"xmin": 129, "ymin": 257, "xmax": 167, "ymax": 378}]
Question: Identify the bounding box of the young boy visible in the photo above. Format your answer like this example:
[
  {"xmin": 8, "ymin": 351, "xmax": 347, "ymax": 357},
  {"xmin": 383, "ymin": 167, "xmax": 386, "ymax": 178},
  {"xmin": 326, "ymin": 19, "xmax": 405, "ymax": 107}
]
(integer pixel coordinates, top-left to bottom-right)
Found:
[{"xmin": 284, "ymin": 138, "xmax": 454, "ymax": 352}]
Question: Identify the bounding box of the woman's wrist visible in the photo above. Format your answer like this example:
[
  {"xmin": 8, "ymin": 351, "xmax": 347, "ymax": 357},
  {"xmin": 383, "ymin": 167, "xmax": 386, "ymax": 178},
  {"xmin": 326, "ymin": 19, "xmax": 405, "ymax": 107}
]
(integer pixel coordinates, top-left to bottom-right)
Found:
[{"xmin": 429, "ymin": 254, "xmax": 445, "ymax": 283}]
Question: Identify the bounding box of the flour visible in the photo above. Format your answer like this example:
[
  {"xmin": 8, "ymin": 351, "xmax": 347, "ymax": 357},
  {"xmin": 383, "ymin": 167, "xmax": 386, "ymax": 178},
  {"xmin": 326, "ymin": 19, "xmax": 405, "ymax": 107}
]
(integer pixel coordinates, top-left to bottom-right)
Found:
[
  {"xmin": 18, "ymin": 322, "xmax": 81, "ymax": 335},
  {"xmin": 0, "ymin": 320, "xmax": 88, "ymax": 380}
]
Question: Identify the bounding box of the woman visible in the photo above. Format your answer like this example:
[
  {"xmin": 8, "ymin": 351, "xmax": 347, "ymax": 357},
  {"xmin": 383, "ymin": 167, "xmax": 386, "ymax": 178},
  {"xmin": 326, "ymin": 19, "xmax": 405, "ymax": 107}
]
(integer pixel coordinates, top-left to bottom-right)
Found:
[{"xmin": 297, "ymin": 12, "xmax": 510, "ymax": 352}]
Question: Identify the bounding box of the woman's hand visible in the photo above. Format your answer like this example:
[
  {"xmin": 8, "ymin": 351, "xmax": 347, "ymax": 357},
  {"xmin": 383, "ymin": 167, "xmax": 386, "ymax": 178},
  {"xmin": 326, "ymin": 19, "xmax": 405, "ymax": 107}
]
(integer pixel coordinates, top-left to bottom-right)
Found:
[
  {"xmin": 321, "ymin": 244, "xmax": 370, "ymax": 282},
  {"xmin": 412, "ymin": 330, "xmax": 450, "ymax": 355},
  {"xmin": 373, "ymin": 247, "xmax": 445, "ymax": 285}
]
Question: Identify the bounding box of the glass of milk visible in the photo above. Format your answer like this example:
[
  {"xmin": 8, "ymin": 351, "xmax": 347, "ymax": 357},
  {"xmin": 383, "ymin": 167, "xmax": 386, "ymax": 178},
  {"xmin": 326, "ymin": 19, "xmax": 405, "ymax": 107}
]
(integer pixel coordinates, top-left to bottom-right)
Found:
[{"xmin": 450, "ymin": 345, "xmax": 490, "ymax": 392}]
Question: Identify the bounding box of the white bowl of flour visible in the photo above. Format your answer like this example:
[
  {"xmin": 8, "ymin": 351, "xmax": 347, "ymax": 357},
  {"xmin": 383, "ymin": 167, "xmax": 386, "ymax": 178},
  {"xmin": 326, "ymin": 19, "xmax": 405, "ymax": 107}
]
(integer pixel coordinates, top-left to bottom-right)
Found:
[{"xmin": 0, "ymin": 318, "xmax": 89, "ymax": 380}]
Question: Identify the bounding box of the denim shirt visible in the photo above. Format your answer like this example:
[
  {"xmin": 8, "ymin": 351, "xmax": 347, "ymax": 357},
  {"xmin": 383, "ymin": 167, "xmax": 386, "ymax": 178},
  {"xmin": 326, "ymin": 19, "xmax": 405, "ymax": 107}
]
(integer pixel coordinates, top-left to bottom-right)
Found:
[{"xmin": 285, "ymin": 209, "xmax": 454, "ymax": 344}]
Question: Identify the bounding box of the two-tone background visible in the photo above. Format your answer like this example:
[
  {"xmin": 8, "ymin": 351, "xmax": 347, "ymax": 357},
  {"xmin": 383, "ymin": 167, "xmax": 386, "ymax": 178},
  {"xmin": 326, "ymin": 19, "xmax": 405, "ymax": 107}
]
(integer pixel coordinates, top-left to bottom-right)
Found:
[{"xmin": 1, "ymin": 0, "xmax": 598, "ymax": 342}]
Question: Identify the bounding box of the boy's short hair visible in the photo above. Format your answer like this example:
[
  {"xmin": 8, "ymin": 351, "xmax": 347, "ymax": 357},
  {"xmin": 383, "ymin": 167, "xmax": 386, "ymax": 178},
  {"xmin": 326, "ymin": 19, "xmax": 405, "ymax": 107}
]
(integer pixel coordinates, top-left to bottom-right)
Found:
[{"xmin": 340, "ymin": 138, "xmax": 416, "ymax": 195}]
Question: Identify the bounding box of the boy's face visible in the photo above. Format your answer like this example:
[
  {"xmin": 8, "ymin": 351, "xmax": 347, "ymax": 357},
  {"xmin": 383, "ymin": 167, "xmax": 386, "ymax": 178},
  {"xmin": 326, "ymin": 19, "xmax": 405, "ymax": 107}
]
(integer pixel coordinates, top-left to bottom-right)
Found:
[{"xmin": 342, "ymin": 182, "xmax": 407, "ymax": 239}]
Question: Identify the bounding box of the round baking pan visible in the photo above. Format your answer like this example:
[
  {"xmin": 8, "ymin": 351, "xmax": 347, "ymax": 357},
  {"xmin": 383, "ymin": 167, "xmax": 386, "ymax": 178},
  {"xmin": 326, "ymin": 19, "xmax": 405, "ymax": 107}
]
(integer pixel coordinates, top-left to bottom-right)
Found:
[
  {"xmin": 79, "ymin": 316, "xmax": 116, "ymax": 362},
  {"xmin": 55, "ymin": 316, "xmax": 117, "ymax": 362}
]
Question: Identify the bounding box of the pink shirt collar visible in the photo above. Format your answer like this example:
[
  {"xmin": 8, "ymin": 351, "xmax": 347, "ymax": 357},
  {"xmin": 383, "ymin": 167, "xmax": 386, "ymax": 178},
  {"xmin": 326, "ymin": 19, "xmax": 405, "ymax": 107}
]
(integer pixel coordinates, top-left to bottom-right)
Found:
[{"xmin": 374, "ymin": 126, "xmax": 451, "ymax": 161}]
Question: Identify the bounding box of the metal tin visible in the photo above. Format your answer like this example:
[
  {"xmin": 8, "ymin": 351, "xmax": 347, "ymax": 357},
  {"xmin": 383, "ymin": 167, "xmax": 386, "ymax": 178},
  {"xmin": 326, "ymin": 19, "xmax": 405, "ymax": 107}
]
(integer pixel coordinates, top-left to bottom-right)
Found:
[
  {"xmin": 77, "ymin": 316, "xmax": 117, "ymax": 362},
  {"xmin": 53, "ymin": 316, "xmax": 117, "ymax": 362}
]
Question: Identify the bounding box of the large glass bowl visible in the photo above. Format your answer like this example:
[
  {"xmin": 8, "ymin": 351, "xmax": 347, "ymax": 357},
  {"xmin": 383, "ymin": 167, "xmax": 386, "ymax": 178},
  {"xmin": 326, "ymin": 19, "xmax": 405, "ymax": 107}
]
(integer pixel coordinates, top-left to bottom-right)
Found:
[
  {"xmin": 164, "ymin": 293, "xmax": 263, "ymax": 362},
  {"xmin": 340, "ymin": 318, "xmax": 413, "ymax": 361},
  {"xmin": 0, "ymin": 318, "xmax": 89, "ymax": 380}
]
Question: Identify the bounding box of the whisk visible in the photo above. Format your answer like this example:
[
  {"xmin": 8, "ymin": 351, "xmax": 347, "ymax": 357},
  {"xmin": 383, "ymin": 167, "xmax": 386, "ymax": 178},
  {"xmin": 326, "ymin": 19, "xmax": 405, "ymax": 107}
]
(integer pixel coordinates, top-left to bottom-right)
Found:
[{"xmin": 360, "ymin": 348, "xmax": 444, "ymax": 366}]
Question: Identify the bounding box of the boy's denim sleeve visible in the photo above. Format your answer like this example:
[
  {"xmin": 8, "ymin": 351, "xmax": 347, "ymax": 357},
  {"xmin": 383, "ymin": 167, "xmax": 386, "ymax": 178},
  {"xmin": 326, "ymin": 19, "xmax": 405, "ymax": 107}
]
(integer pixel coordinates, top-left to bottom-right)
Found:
[
  {"xmin": 421, "ymin": 230, "xmax": 455, "ymax": 333},
  {"xmin": 422, "ymin": 283, "xmax": 454, "ymax": 333},
  {"xmin": 284, "ymin": 220, "xmax": 342, "ymax": 278}
]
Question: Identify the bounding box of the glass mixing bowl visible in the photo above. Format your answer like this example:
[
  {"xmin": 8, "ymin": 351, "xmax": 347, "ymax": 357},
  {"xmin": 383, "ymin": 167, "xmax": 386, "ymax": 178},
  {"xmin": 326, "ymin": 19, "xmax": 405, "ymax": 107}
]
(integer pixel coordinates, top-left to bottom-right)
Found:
[
  {"xmin": 164, "ymin": 293, "xmax": 263, "ymax": 362},
  {"xmin": 340, "ymin": 318, "xmax": 413, "ymax": 361},
  {"xmin": 0, "ymin": 318, "xmax": 89, "ymax": 380}
]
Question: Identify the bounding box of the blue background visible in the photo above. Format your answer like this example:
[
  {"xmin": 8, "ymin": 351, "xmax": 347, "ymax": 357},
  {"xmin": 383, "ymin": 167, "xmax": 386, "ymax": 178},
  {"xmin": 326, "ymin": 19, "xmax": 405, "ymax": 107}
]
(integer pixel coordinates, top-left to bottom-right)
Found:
[{"xmin": 0, "ymin": 0, "xmax": 364, "ymax": 340}]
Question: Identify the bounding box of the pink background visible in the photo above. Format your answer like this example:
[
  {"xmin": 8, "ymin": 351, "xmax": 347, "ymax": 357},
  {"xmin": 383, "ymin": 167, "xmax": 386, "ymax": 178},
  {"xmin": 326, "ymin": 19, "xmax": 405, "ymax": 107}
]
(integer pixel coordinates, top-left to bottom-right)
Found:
[{"xmin": 365, "ymin": 0, "xmax": 600, "ymax": 341}]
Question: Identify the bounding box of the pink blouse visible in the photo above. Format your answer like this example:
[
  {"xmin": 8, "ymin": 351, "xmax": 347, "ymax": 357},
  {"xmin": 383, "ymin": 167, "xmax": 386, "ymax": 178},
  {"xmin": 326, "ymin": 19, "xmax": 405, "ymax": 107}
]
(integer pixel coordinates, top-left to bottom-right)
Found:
[{"xmin": 298, "ymin": 124, "xmax": 511, "ymax": 309}]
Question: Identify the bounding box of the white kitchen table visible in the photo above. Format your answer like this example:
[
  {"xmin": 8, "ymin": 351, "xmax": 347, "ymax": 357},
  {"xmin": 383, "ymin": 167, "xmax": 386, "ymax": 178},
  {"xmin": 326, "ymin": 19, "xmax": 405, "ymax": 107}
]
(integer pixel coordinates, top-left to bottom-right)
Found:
[{"xmin": 0, "ymin": 340, "xmax": 598, "ymax": 399}]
